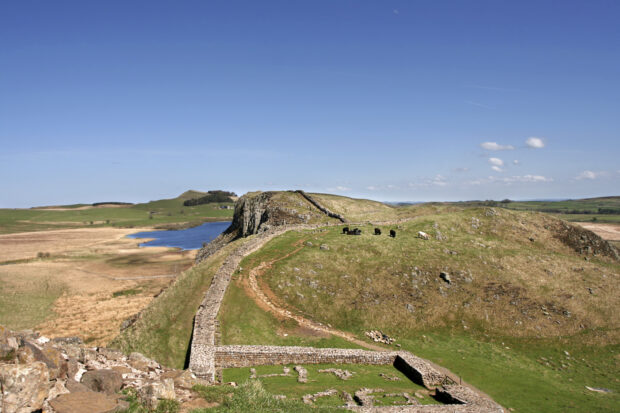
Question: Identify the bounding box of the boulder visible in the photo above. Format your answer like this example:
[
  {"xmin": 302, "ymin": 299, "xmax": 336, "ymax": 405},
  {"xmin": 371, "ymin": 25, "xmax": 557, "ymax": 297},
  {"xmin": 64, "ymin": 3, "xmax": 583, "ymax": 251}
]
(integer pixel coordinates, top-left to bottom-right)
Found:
[
  {"xmin": 49, "ymin": 391, "xmax": 122, "ymax": 413},
  {"xmin": 137, "ymin": 378, "xmax": 176, "ymax": 409},
  {"xmin": 0, "ymin": 361, "xmax": 51, "ymax": 413},
  {"xmin": 128, "ymin": 352, "xmax": 159, "ymax": 371},
  {"xmin": 66, "ymin": 379, "xmax": 91, "ymax": 393},
  {"xmin": 81, "ymin": 369, "xmax": 123, "ymax": 395}
]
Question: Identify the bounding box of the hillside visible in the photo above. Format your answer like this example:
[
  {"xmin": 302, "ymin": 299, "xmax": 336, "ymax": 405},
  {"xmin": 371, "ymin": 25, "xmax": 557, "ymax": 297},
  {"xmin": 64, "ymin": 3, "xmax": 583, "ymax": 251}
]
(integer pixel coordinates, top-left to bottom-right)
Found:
[
  {"xmin": 0, "ymin": 190, "xmax": 234, "ymax": 234},
  {"xmin": 113, "ymin": 190, "xmax": 619, "ymax": 411}
]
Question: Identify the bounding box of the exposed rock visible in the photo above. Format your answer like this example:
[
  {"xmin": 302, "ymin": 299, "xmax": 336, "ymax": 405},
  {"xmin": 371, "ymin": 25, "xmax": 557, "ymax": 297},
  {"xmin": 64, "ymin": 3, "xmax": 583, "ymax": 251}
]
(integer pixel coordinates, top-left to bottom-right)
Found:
[
  {"xmin": 49, "ymin": 391, "xmax": 121, "ymax": 413},
  {"xmin": 302, "ymin": 389, "xmax": 338, "ymax": 405},
  {"xmin": 128, "ymin": 352, "xmax": 159, "ymax": 371},
  {"xmin": 294, "ymin": 365, "xmax": 308, "ymax": 383},
  {"xmin": 379, "ymin": 372, "xmax": 401, "ymax": 381},
  {"xmin": 440, "ymin": 272, "xmax": 452, "ymax": 284},
  {"xmin": 365, "ymin": 330, "xmax": 395, "ymax": 345},
  {"xmin": 81, "ymin": 369, "xmax": 122, "ymax": 395},
  {"xmin": 318, "ymin": 368, "xmax": 354, "ymax": 380},
  {"xmin": 137, "ymin": 378, "xmax": 176, "ymax": 409},
  {"xmin": 354, "ymin": 388, "xmax": 384, "ymax": 407},
  {"xmin": 320, "ymin": 244, "xmax": 330, "ymax": 250},
  {"xmin": 0, "ymin": 361, "xmax": 50, "ymax": 413},
  {"xmin": 553, "ymin": 222, "xmax": 619, "ymax": 260}
]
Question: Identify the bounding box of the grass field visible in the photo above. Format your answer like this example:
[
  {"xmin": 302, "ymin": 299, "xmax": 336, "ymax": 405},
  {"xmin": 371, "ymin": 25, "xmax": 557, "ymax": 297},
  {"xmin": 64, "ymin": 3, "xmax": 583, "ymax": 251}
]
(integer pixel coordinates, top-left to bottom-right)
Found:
[{"xmin": 0, "ymin": 190, "xmax": 234, "ymax": 235}]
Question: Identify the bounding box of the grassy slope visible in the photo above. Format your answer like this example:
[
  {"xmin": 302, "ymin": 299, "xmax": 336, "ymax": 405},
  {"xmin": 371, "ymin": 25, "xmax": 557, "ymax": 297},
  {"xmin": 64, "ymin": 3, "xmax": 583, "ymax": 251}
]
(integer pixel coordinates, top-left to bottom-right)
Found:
[
  {"xmin": 226, "ymin": 207, "xmax": 619, "ymax": 412},
  {"xmin": 0, "ymin": 191, "xmax": 233, "ymax": 234},
  {"xmin": 110, "ymin": 238, "xmax": 247, "ymax": 368}
]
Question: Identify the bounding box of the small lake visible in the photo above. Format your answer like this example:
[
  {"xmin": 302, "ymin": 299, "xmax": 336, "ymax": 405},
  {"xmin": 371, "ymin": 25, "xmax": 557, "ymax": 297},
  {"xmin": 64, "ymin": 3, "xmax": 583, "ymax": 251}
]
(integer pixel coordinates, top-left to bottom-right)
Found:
[{"xmin": 127, "ymin": 221, "xmax": 231, "ymax": 250}]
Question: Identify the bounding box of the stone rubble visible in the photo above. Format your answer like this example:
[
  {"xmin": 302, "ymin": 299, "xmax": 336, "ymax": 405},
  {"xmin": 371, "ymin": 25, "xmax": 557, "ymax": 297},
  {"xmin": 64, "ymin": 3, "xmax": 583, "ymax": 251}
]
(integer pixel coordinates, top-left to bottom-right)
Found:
[
  {"xmin": 318, "ymin": 368, "xmax": 355, "ymax": 380},
  {"xmin": 0, "ymin": 325, "xmax": 210, "ymax": 413},
  {"xmin": 365, "ymin": 330, "xmax": 396, "ymax": 345}
]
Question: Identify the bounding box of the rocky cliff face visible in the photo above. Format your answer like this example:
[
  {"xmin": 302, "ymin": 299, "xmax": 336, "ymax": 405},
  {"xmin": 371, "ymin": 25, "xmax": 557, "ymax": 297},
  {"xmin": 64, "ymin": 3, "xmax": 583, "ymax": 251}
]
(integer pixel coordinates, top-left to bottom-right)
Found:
[{"xmin": 195, "ymin": 191, "xmax": 339, "ymax": 264}]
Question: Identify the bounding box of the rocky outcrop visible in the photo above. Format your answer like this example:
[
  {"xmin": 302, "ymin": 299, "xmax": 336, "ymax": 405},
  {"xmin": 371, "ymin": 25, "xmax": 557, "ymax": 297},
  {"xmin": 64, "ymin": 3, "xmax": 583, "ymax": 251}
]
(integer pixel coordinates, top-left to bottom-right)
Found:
[
  {"xmin": 195, "ymin": 190, "xmax": 345, "ymax": 264},
  {"xmin": 553, "ymin": 221, "xmax": 619, "ymax": 260},
  {"xmin": 0, "ymin": 326, "xmax": 209, "ymax": 413}
]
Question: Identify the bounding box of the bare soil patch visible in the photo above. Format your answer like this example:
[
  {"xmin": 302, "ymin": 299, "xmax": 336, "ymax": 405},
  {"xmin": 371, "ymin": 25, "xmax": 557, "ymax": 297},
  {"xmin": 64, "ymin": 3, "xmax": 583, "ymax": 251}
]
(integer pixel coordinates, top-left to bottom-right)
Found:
[{"xmin": 577, "ymin": 222, "xmax": 620, "ymax": 241}]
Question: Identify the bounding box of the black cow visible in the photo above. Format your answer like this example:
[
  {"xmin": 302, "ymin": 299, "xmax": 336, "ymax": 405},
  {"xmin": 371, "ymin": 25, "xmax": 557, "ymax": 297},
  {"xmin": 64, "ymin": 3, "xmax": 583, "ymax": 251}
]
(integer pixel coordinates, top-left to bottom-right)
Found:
[
  {"xmin": 374, "ymin": 228, "xmax": 381, "ymax": 235},
  {"xmin": 389, "ymin": 229, "xmax": 396, "ymax": 238},
  {"xmin": 347, "ymin": 228, "xmax": 362, "ymax": 235},
  {"xmin": 342, "ymin": 227, "xmax": 349, "ymax": 234}
]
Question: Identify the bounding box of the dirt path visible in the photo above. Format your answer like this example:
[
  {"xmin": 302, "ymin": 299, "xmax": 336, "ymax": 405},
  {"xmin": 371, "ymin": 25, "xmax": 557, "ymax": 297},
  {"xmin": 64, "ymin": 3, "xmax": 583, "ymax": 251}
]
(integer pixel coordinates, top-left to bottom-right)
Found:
[{"xmin": 241, "ymin": 237, "xmax": 387, "ymax": 352}]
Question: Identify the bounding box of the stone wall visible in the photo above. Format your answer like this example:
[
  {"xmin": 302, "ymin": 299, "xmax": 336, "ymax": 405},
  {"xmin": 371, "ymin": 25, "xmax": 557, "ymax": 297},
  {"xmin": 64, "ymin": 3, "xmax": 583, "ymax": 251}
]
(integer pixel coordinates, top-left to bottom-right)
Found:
[
  {"xmin": 296, "ymin": 190, "xmax": 348, "ymax": 223},
  {"xmin": 214, "ymin": 346, "xmax": 397, "ymax": 368},
  {"xmin": 189, "ymin": 225, "xmax": 320, "ymax": 379}
]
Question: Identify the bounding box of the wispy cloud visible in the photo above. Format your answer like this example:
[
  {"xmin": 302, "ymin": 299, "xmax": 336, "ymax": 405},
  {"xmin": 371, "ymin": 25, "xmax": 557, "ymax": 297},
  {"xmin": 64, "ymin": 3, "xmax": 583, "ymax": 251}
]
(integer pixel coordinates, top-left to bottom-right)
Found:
[
  {"xmin": 480, "ymin": 142, "xmax": 515, "ymax": 151},
  {"xmin": 525, "ymin": 137, "xmax": 545, "ymax": 148},
  {"xmin": 463, "ymin": 84, "xmax": 520, "ymax": 92},
  {"xmin": 465, "ymin": 100, "xmax": 493, "ymax": 109},
  {"xmin": 491, "ymin": 166, "xmax": 503, "ymax": 172},
  {"xmin": 575, "ymin": 170, "xmax": 607, "ymax": 180},
  {"xmin": 454, "ymin": 167, "xmax": 470, "ymax": 173},
  {"xmin": 513, "ymin": 160, "xmax": 520, "ymax": 165}
]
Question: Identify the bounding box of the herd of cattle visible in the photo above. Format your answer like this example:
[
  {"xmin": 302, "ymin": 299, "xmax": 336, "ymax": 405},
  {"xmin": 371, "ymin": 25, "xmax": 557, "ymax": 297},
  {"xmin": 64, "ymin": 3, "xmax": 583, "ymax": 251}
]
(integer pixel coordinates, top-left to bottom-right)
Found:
[{"xmin": 342, "ymin": 227, "xmax": 396, "ymax": 237}]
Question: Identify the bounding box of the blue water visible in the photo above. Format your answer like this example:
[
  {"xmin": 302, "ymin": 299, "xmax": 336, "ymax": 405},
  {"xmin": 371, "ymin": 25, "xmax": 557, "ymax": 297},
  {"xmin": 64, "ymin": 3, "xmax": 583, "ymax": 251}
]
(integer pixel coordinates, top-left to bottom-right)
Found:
[{"xmin": 127, "ymin": 221, "xmax": 231, "ymax": 250}]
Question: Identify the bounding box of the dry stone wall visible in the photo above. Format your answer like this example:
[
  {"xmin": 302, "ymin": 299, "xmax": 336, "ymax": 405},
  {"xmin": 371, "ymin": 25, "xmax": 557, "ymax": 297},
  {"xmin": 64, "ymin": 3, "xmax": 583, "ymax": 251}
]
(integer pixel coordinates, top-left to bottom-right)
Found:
[
  {"xmin": 296, "ymin": 190, "xmax": 348, "ymax": 223},
  {"xmin": 214, "ymin": 346, "xmax": 397, "ymax": 368}
]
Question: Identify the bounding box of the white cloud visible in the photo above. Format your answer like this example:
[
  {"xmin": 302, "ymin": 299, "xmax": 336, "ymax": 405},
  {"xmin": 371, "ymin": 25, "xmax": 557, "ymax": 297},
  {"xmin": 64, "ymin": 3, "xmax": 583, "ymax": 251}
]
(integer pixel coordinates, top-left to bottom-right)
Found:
[
  {"xmin": 492, "ymin": 175, "xmax": 553, "ymax": 183},
  {"xmin": 525, "ymin": 137, "xmax": 545, "ymax": 148},
  {"xmin": 513, "ymin": 160, "xmax": 520, "ymax": 165},
  {"xmin": 491, "ymin": 166, "xmax": 503, "ymax": 172},
  {"xmin": 489, "ymin": 157, "xmax": 504, "ymax": 167},
  {"xmin": 480, "ymin": 142, "xmax": 515, "ymax": 151},
  {"xmin": 328, "ymin": 186, "xmax": 351, "ymax": 192},
  {"xmin": 431, "ymin": 175, "xmax": 448, "ymax": 186},
  {"xmin": 576, "ymin": 170, "xmax": 598, "ymax": 180},
  {"xmin": 366, "ymin": 186, "xmax": 378, "ymax": 191},
  {"xmin": 454, "ymin": 167, "xmax": 470, "ymax": 173}
]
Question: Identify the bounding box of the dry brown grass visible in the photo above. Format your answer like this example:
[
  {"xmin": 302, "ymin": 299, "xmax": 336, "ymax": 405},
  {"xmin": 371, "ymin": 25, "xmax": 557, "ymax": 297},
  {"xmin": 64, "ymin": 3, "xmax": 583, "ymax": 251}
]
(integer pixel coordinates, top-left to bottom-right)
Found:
[{"xmin": 0, "ymin": 227, "xmax": 196, "ymax": 345}]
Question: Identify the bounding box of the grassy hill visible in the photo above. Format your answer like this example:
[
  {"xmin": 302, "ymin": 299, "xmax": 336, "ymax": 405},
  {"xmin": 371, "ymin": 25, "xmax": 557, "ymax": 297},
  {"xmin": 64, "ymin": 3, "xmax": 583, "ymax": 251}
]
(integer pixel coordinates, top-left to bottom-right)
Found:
[
  {"xmin": 450, "ymin": 196, "xmax": 620, "ymax": 223},
  {"xmin": 221, "ymin": 206, "xmax": 618, "ymax": 412},
  {"xmin": 107, "ymin": 191, "xmax": 619, "ymax": 411},
  {"xmin": 0, "ymin": 190, "xmax": 234, "ymax": 234}
]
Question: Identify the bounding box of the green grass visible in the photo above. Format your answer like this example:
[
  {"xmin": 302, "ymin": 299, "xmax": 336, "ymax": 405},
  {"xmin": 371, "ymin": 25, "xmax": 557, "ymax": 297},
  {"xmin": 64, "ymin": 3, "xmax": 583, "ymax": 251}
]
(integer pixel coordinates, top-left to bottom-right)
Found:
[
  {"xmin": 0, "ymin": 191, "xmax": 234, "ymax": 235},
  {"xmin": 0, "ymin": 276, "xmax": 66, "ymax": 330},
  {"xmin": 395, "ymin": 330, "xmax": 619, "ymax": 413},
  {"xmin": 110, "ymin": 239, "xmax": 249, "ymax": 368},
  {"xmin": 193, "ymin": 380, "xmax": 320, "ymax": 412},
  {"xmin": 112, "ymin": 288, "xmax": 142, "ymax": 298},
  {"xmin": 218, "ymin": 276, "xmax": 362, "ymax": 349},
  {"xmin": 222, "ymin": 364, "xmax": 438, "ymax": 407}
]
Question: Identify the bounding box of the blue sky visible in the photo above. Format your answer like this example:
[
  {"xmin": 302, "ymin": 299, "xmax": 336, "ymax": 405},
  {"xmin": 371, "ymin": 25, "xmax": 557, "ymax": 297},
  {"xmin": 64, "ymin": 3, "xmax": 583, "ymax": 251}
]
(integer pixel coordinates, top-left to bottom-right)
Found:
[{"xmin": 1, "ymin": 1, "xmax": 618, "ymax": 207}]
